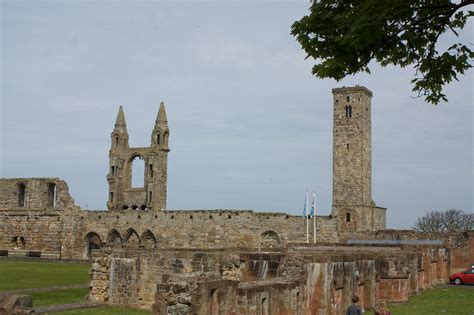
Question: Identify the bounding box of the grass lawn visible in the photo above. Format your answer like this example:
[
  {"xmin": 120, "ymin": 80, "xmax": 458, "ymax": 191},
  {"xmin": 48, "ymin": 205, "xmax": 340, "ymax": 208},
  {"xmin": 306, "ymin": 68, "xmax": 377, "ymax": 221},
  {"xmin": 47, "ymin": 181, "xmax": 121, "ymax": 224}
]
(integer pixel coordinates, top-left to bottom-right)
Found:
[
  {"xmin": 0, "ymin": 261, "xmax": 90, "ymax": 291},
  {"xmin": 52, "ymin": 306, "xmax": 151, "ymax": 314},
  {"xmin": 366, "ymin": 285, "xmax": 474, "ymax": 315},
  {"xmin": 31, "ymin": 288, "xmax": 89, "ymax": 306}
]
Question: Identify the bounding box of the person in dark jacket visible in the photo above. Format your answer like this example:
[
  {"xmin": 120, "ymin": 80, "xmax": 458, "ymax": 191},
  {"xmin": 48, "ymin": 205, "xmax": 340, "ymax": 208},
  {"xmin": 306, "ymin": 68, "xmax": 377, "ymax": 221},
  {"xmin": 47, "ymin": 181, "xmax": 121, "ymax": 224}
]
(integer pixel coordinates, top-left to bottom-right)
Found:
[{"xmin": 346, "ymin": 295, "xmax": 363, "ymax": 315}]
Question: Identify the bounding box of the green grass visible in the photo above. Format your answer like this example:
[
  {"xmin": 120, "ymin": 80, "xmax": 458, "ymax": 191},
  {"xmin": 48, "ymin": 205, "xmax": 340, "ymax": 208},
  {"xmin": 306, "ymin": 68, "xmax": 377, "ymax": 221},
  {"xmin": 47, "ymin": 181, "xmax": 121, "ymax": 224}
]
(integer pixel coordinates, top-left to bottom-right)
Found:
[
  {"xmin": 0, "ymin": 261, "xmax": 90, "ymax": 291},
  {"xmin": 51, "ymin": 306, "xmax": 150, "ymax": 314},
  {"xmin": 31, "ymin": 288, "xmax": 89, "ymax": 306},
  {"xmin": 366, "ymin": 286, "xmax": 474, "ymax": 315}
]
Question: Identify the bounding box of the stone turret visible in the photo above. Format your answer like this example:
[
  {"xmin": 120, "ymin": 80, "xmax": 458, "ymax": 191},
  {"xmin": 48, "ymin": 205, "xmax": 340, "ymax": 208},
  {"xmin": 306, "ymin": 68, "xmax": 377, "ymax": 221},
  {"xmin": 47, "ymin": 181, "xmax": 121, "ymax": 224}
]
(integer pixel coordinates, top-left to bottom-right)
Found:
[
  {"xmin": 151, "ymin": 102, "xmax": 170, "ymax": 150},
  {"xmin": 107, "ymin": 103, "xmax": 170, "ymax": 211},
  {"xmin": 111, "ymin": 106, "xmax": 129, "ymax": 149}
]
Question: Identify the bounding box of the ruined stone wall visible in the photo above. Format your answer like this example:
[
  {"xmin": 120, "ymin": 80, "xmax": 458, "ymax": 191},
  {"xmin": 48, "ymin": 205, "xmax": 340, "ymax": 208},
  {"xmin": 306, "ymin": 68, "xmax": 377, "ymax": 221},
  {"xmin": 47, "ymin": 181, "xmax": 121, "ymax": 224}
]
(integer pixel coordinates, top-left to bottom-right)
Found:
[
  {"xmin": 0, "ymin": 210, "xmax": 64, "ymax": 252},
  {"xmin": 341, "ymin": 229, "xmax": 473, "ymax": 271},
  {"xmin": 89, "ymin": 249, "xmax": 241, "ymax": 309},
  {"xmin": 0, "ymin": 207, "xmax": 339, "ymax": 260},
  {"xmin": 0, "ymin": 178, "xmax": 80, "ymax": 253},
  {"xmin": 0, "ymin": 178, "xmax": 77, "ymax": 211},
  {"xmin": 84, "ymin": 244, "xmax": 452, "ymax": 314},
  {"xmin": 72, "ymin": 210, "xmax": 338, "ymax": 260}
]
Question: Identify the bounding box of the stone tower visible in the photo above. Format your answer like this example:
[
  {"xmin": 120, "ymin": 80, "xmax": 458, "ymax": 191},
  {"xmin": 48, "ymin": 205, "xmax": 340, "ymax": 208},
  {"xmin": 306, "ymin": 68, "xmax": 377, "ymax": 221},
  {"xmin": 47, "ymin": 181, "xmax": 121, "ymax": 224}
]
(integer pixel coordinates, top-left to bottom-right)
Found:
[
  {"xmin": 331, "ymin": 86, "xmax": 386, "ymax": 231},
  {"xmin": 107, "ymin": 103, "xmax": 170, "ymax": 211}
]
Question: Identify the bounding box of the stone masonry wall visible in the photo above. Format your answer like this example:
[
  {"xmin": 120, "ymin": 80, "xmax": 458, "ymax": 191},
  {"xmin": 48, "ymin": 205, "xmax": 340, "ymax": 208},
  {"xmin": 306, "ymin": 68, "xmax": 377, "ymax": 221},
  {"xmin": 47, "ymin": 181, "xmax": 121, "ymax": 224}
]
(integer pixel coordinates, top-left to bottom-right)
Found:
[{"xmin": 0, "ymin": 178, "xmax": 77, "ymax": 211}]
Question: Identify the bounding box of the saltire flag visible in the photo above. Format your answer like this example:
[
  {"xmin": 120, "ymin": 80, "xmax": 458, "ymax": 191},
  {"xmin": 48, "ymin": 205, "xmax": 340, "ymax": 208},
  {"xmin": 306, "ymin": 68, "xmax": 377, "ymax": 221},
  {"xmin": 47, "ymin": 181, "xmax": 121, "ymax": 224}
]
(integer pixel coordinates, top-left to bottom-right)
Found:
[
  {"xmin": 303, "ymin": 190, "xmax": 308, "ymax": 217},
  {"xmin": 310, "ymin": 191, "xmax": 315, "ymax": 218}
]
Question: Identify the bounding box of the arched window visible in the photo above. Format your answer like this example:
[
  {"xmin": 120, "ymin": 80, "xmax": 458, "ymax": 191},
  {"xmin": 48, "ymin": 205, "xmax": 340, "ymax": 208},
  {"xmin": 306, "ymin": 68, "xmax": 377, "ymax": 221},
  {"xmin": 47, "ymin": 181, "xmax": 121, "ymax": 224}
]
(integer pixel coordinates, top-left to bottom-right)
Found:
[
  {"xmin": 164, "ymin": 131, "xmax": 169, "ymax": 146},
  {"xmin": 113, "ymin": 135, "xmax": 119, "ymax": 147},
  {"xmin": 130, "ymin": 155, "xmax": 145, "ymax": 188},
  {"xmin": 346, "ymin": 212, "xmax": 351, "ymax": 223},
  {"xmin": 48, "ymin": 183, "xmax": 57, "ymax": 208},
  {"xmin": 345, "ymin": 105, "xmax": 352, "ymax": 118},
  {"xmin": 18, "ymin": 183, "xmax": 26, "ymax": 207},
  {"xmin": 156, "ymin": 133, "xmax": 161, "ymax": 145}
]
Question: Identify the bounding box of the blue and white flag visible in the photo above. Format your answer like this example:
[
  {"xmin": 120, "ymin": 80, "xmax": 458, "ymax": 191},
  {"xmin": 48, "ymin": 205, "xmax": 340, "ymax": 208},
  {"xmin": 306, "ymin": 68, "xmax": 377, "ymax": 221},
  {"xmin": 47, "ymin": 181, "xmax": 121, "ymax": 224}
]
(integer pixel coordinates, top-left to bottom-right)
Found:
[
  {"xmin": 303, "ymin": 190, "xmax": 308, "ymax": 217},
  {"xmin": 310, "ymin": 191, "xmax": 315, "ymax": 218}
]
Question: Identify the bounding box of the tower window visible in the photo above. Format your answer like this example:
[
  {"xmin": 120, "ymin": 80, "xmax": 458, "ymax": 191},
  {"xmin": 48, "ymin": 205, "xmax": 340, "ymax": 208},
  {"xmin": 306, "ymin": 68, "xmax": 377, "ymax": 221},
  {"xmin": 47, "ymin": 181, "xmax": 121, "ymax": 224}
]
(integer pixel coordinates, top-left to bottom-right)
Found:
[
  {"xmin": 130, "ymin": 155, "xmax": 145, "ymax": 188},
  {"xmin": 157, "ymin": 133, "xmax": 161, "ymax": 145},
  {"xmin": 149, "ymin": 191, "xmax": 152, "ymax": 203},
  {"xmin": 18, "ymin": 183, "xmax": 26, "ymax": 207},
  {"xmin": 346, "ymin": 144, "xmax": 350, "ymax": 150},
  {"xmin": 164, "ymin": 131, "xmax": 169, "ymax": 145},
  {"xmin": 110, "ymin": 192, "xmax": 114, "ymax": 203},
  {"xmin": 149, "ymin": 164, "xmax": 154, "ymax": 178},
  {"xmin": 346, "ymin": 96, "xmax": 350, "ymax": 102},
  {"xmin": 114, "ymin": 135, "xmax": 119, "ymax": 147},
  {"xmin": 345, "ymin": 105, "xmax": 352, "ymax": 118},
  {"xmin": 346, "ymin": 212, "xmax": 351, "ymax": 223}
]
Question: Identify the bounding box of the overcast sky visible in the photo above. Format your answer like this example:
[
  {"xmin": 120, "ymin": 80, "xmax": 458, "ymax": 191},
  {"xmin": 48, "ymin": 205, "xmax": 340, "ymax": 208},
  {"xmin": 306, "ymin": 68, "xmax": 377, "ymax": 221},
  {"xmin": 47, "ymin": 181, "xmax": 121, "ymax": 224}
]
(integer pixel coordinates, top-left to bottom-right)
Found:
[{"xmin": 1, "ymin": 1, "xmax": 472, "ymax": 229}]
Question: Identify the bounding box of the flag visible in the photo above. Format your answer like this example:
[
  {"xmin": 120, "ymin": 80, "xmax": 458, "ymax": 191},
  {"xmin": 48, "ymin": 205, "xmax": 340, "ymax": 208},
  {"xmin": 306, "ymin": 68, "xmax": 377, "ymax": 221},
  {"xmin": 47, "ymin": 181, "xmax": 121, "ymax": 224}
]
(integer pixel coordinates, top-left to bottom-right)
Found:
[
  {"xmin": 310, "ymin": 191, "xmax": 315, "ymax": 218},
  {"xmin": 303, "ymin": 190, "xmax": 308, "ymax": 217}
]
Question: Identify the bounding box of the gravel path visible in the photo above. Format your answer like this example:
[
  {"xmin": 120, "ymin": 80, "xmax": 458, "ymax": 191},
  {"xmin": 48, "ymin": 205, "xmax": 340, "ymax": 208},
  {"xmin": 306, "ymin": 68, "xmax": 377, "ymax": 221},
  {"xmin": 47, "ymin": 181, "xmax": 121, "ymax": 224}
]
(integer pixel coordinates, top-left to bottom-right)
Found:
[
  {"xmin": 32, "ymin": 301, "xmax": 102, "ymax": 314},
  {"xmin": 0, "ymin": 284, "xmax": 89, "ymax": 296}
]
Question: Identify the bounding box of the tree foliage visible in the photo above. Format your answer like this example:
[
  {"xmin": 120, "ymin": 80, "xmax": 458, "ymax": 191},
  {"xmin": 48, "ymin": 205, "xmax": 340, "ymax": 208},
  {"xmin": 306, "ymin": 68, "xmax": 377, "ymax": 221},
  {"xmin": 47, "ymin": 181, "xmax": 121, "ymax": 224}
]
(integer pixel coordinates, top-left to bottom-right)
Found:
[
  {"xmin": 413, "ymin": 209, "xmax": 473, "ymax": 232},
  {"xmin": 291, "ymin": 0, "xmax": 473, "ymax": 104}
]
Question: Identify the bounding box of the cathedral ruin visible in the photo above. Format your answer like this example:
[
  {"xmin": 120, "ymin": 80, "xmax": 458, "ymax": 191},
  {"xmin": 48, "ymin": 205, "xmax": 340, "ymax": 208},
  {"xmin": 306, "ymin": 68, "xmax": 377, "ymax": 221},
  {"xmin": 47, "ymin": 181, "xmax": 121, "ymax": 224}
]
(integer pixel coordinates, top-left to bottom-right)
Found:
[{"xmin": 0, "ymin": 86, "xmax": 472, "ymax": 314}]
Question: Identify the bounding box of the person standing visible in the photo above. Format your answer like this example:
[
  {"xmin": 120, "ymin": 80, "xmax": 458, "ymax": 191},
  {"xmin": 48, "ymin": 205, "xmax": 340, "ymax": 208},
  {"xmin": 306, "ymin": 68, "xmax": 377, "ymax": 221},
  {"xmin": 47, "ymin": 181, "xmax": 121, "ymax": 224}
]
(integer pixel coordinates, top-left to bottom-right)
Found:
[{"xmin": 346, "ymin": 295, "xmax": 363, "ymax": 315}]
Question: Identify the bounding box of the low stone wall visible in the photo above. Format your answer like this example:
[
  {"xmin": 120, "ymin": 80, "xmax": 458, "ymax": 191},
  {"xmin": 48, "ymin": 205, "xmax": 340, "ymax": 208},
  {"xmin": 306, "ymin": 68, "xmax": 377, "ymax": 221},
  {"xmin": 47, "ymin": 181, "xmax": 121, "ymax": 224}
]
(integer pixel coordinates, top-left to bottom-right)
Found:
[{"xmin": 87, "ymin": 242, "xmax": 455, "ymax": 314}]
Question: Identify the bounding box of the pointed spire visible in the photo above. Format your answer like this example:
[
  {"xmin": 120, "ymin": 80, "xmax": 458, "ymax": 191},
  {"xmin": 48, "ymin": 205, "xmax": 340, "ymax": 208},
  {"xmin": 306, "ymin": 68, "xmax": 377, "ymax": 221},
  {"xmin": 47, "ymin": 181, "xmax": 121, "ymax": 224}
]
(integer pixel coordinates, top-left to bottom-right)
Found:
[
  {"xmin": 155, "ymin": 102, "xmax": 168, "ymax": 125},
  {"xmin": 115, "ymin": 105, "xmax": 127, "ymax": 127}
]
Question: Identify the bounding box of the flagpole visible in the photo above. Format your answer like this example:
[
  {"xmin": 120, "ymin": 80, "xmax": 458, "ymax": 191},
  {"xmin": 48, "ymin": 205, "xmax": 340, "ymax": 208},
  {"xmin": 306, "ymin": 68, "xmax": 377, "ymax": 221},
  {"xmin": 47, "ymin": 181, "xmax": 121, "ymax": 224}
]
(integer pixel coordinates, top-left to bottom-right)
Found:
[
  {"xmin": 306, "ymin": 190, "xmax": 309, "ymax": 244},
  {"xmin": 313, "ymin": 191, "xmax": 317, "ymax": 244}
]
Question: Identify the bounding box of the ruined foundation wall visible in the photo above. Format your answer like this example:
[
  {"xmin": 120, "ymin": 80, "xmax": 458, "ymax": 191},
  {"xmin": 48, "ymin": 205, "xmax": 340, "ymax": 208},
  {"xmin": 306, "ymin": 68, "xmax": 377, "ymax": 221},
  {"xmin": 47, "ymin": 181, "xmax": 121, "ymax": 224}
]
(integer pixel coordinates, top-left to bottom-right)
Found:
[{"xmin": 89, "ymin": 249, "xmax": 241, "ymax": 309}]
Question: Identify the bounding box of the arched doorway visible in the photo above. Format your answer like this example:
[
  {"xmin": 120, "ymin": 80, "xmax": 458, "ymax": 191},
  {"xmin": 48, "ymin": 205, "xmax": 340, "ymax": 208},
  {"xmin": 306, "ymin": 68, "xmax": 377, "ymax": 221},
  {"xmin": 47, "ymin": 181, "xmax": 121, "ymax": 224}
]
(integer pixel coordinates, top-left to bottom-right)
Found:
[{"xmin": 85, "ymin": 232, "xmax": 102, "ymax": 259}]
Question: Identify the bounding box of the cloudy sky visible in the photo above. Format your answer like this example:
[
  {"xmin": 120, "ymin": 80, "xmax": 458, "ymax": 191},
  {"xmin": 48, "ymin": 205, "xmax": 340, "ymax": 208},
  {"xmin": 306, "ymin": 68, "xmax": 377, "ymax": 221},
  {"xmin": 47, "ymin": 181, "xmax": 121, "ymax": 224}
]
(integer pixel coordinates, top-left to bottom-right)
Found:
[{"xmin": 1, "ymin": 1, "xmax": 472, "ymax": 228}]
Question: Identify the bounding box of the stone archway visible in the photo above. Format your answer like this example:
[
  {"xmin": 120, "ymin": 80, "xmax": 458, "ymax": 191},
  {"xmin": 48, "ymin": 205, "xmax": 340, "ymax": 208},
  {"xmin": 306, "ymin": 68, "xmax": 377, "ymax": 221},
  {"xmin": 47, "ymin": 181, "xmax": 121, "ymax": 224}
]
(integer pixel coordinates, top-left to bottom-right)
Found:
[
  {"xmin": 124, "ymin": 228, "xmax": 140, "ymax": 248},
  {"xmin": 141, "ymin": 230, "xmax": 157, "ymax": 249},
  {"xmin": 107, "ymin": 229, "xmax": 123, "ymax": 248},
  {"xmin": 260, "ymin": 231, "xmax": 281, "ymax": 249},
  {"xmin": 85, "ymin": 232, "xmax": 102, "ymax": 259}
]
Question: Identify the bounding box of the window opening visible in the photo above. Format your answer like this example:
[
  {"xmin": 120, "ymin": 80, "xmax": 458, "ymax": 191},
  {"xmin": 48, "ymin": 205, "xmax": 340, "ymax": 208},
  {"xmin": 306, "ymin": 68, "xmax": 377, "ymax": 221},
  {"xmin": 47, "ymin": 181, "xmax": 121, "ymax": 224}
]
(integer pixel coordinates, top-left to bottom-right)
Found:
[
  {"xmin": 131, "ymin": 156, "xmax": 145, "ymax": 188},
  {"xmin": 164, "ymin": 131, "xmax": 169, "ymax": 146},
  {"xmin": 48, "ymin": 183, "xmax": 57, "ymax": 208},
  {"xmin": 110, "ymin": 192, "xmax": 114, "ymax": 203},
  {"xmin": 262, "ymin": 297, "xmax": 269, "ymax": 315},
  {"xmin": 345, "ymin": 105, "xmax": 352, "ymax": 118},
  {"xmin": 346, "ymin": 213, "xmax": 351, "ymax": 223},
  {"xmin": 347, "ymin": 144, "xmax": 350, "ymax": 150},
  {"xmin": 18, "ymin": 183, "xmax": 26, "ymax": 207},
  {"xmin": 157, "ymin": 133, "xmax": 161, "ymax": 145},
  {"xmin": 149, "ymin": 164, "xmax": 154, "ymax": 178},
  {"xmin": 346, "ymin": 96, "xmax": 350, "ymax": 102},
  {"xmin": 210, "ymin": 288, "xmax": 219, "ymax": 315},
  {"xmin": 149, "ymin": 191, "xmax": 152, "ymax": 203}
]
